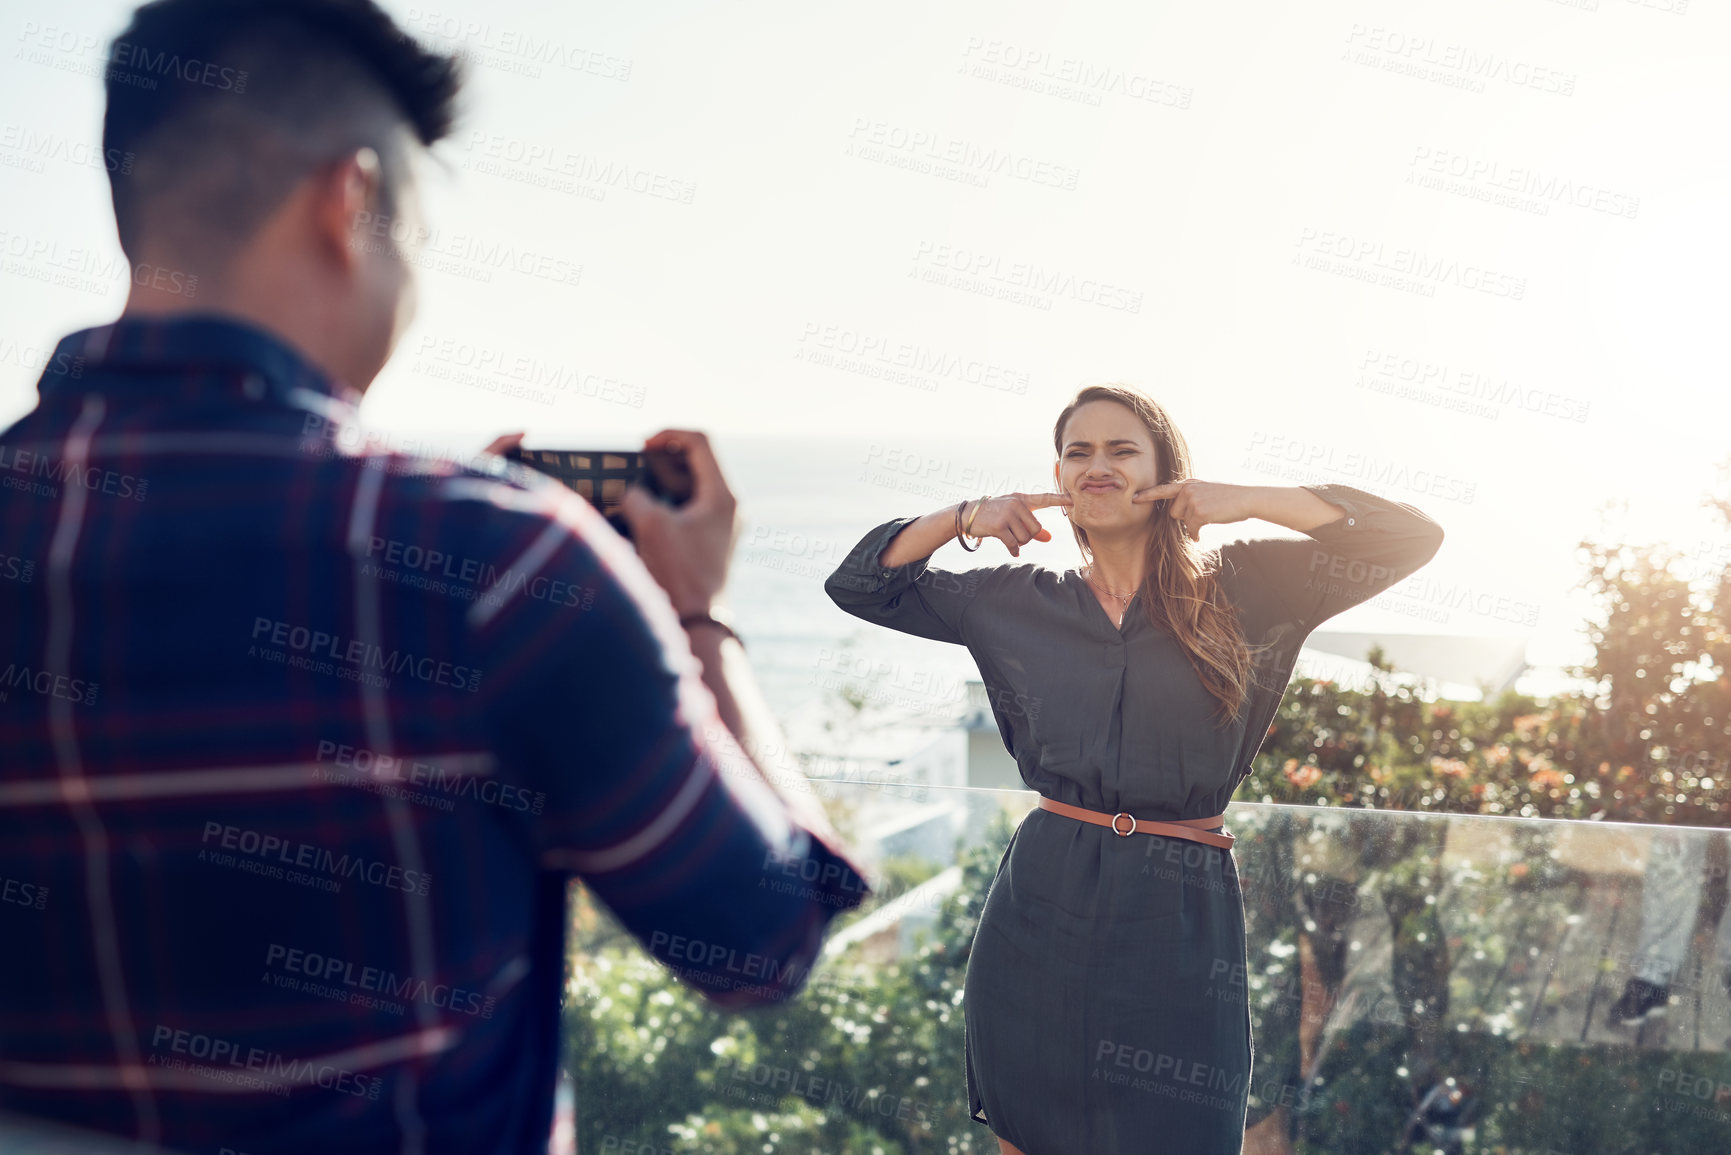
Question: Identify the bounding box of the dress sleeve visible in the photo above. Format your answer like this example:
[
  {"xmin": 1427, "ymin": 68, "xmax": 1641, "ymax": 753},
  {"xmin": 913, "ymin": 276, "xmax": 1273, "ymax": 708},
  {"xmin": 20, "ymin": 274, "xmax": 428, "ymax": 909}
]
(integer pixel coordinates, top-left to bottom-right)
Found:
[
  {"xmin": 823, "ymin": 516, "xmax": 1003, "ymax": 646},
  {"xmin": 1215, "ymin": 483, "xmax": 1445, "ymax": 633}
]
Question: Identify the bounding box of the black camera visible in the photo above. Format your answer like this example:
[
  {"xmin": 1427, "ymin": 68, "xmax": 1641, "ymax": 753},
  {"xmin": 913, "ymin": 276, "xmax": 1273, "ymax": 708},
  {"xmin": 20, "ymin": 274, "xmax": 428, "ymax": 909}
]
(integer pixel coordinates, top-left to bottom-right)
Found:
[{"xmin": 504, "ymin": 445, "xmax": 694, "ymax": 542}]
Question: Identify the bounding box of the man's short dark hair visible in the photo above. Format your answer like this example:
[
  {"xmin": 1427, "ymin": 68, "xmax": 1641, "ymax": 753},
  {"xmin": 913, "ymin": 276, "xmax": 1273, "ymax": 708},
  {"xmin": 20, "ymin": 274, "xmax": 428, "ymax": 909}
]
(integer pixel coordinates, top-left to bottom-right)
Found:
[{"xmin": 102, "ymin": 0, "xmax": 464, "ymax": 263}]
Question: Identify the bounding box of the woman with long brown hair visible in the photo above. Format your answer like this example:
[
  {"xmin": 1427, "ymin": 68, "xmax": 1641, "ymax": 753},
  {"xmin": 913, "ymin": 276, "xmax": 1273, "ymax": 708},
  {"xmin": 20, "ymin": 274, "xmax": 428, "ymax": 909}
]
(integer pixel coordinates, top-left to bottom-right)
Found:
[{"xmin": 824, "ymin": 385, "xmax": 1444, "ymax": 1153}]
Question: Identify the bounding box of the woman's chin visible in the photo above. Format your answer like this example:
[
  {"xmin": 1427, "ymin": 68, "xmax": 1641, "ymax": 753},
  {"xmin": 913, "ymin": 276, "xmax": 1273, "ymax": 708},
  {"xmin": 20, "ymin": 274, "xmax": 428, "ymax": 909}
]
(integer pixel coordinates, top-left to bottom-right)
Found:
[
  {"xmin": 1074, "ymin": 506, "xmax": 1149, "ymax": 536},
  {"xmin": 1073, "ymin": 507, "xmax": 1127, "ymax": 531}
]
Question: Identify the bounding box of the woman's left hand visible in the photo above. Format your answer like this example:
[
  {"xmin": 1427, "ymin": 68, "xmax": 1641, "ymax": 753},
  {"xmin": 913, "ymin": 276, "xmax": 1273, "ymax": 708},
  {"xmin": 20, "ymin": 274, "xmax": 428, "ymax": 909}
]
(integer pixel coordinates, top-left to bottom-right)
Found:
[{"xmin": 1132, "ymin": 480, "xmax": 1258, "ymax": 541}]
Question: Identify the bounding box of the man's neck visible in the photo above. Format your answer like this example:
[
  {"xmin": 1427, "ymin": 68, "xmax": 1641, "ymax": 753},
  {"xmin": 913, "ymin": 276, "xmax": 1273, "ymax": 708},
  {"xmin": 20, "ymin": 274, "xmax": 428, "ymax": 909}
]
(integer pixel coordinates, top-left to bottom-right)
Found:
[{"xmin": 120, "ymin": 269, "xmax": 359, "ymax": 394}]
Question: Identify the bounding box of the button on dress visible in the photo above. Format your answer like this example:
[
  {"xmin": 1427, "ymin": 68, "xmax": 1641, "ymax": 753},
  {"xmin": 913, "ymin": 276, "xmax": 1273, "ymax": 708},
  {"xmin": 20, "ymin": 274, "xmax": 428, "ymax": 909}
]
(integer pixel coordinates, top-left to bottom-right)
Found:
[{"xmin": 823, "ymin": 483, "xmax": 1444, "ymax": 1154}]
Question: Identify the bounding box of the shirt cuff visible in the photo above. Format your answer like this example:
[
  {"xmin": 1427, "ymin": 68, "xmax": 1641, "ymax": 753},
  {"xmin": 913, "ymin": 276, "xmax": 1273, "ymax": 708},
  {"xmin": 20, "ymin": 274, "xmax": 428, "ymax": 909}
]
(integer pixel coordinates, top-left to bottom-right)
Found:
[
  {"xmin": 824, "ymin": 515, "xmax": 929, "ymax": 595},
  {"xmin": 1298, "ymin": 483, "xmax": 1366, "ymax": 534}
]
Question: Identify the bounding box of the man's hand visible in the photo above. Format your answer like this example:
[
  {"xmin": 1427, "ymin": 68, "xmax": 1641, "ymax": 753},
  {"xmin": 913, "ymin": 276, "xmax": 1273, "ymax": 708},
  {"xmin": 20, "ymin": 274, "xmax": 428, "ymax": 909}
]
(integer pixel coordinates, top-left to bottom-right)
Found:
[{"xmin": 616, "ymin": 429, "xmax": 739, "ymax": 616}]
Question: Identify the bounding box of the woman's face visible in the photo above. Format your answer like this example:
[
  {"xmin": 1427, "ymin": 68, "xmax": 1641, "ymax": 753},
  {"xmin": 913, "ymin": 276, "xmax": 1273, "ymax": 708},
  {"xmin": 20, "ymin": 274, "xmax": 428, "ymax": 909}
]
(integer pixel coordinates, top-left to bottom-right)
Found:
[{"xmin": 1053, "ymin": 400, "xmax": 1162, "ymax": 536}]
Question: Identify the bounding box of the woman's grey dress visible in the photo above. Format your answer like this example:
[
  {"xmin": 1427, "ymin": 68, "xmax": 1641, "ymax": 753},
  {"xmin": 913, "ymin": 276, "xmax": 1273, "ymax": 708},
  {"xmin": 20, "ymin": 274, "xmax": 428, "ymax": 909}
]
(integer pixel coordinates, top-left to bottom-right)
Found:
[{"xmin": 823, "ymin": 482, "xmax": 1444, "ymax": 1154}]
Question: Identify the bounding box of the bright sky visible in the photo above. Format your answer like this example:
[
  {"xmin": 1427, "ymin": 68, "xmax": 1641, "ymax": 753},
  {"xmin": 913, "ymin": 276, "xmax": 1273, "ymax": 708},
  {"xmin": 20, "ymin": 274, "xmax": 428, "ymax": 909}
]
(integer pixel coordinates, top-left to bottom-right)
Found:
[{"xmin": 2, "ymin": 0, "xmax": 1729, "ymax": 674}]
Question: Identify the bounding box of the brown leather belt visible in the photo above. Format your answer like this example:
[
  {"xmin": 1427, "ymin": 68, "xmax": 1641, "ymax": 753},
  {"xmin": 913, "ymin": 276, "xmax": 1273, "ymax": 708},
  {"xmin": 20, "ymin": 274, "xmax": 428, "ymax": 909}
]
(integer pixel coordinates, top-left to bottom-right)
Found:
[{"xmin": 1037, "ymin": 796, "xmax": 1235, "ymax": 850}]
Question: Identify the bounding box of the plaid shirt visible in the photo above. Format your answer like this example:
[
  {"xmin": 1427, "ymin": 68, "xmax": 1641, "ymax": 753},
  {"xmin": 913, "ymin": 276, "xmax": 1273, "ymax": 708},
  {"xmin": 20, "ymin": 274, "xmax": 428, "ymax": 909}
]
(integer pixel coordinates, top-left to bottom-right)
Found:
[{"xmin": 0, "ymin": 314, "xmax": 871, "ymax": 1154}]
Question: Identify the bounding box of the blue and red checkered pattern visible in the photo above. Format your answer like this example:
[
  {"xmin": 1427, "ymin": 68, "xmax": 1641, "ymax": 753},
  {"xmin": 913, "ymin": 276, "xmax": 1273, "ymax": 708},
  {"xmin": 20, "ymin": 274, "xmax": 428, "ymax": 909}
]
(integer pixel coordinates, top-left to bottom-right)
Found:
[{"xmin": 0, "ymin": 314, "xmax": 870, "ymax": 1154}]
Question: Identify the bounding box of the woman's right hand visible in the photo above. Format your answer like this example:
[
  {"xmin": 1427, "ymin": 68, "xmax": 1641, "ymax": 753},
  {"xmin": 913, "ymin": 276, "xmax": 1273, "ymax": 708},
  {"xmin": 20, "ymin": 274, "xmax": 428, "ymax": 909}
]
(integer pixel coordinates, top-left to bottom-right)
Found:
[{"xmin": 965, "ymin": 492, "xmax": 1073, "ymax": 557}]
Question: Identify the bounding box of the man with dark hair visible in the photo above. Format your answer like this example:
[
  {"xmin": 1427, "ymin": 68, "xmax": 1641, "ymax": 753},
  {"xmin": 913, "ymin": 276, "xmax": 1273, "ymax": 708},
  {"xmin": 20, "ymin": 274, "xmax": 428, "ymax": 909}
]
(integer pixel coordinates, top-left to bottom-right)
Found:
[
  {"xmin": 0, "ymin": 2, "xmax": 870, "ymax": 1152},
  {"xmin": 103, "ymin": 0, "xmax": 462, "ymax": 388}
]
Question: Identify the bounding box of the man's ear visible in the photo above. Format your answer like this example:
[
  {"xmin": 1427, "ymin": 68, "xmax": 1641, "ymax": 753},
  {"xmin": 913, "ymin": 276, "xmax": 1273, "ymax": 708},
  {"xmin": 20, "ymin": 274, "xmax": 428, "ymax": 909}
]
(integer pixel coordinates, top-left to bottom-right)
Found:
[{"xmin": 312, "ymin": 146, "xmax": 384, "ymax": 273}]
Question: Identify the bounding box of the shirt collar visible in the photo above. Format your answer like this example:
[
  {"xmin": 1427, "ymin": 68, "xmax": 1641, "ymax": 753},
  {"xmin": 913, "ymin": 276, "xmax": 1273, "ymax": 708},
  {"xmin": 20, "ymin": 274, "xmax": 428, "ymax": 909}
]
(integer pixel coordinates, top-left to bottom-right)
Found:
[{"xmin": 34, "ymin": 312, "xmax": 363, "ymax": 416}]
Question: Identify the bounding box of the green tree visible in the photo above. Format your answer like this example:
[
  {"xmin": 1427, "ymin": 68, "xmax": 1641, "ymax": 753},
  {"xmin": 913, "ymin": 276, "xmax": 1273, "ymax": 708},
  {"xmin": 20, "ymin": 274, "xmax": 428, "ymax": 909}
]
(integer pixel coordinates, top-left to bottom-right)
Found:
[{"xmin": 563, "ymin": 808, "xmax": 1019, "ymax": 1153}]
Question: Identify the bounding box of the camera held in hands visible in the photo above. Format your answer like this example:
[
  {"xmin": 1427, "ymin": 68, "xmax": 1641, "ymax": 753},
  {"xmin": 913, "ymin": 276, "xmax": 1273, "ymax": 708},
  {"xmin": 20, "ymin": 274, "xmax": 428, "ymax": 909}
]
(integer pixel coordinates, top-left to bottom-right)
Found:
[{"xmin": 505, "ymin": 445, "xmax": 695, "ymax": 542}]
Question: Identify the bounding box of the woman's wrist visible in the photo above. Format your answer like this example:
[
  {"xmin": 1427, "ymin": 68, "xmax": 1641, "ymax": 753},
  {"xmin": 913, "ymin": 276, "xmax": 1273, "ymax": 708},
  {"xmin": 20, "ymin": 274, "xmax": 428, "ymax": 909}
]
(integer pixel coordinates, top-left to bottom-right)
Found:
[
  {"xmin": 1252, "ymin": 485, "xmax": 1349, "ymax": 534},
  {"xmin": 954, "ymin": 498, "xmax": 984, "ymax": 552},
  {"xmin": 964, "ymin": 497, "xmax": 986, "ymax": 535},
  {"xmin": 1236, "ymin": 484, "xmax": 1275, "ymax": 522},
  {"xmin": 879, "ymin": 505, "xmax": 973, "ymax": 568}
]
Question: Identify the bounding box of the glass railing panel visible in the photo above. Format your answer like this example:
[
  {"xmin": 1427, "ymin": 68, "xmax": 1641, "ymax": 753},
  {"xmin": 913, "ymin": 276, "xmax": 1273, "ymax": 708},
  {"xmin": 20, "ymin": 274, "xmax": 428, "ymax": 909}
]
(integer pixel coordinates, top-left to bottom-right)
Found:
[{"xmin": 564, "ymin": 785, "xmax": 1731, "ymax": 1154}]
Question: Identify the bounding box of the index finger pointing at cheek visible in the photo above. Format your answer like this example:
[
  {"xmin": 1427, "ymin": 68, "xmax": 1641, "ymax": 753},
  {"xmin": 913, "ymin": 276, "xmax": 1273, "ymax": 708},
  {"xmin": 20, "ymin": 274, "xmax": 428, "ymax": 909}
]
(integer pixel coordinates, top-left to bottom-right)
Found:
[
  {"xmin": 1133, "ymin": 482, "xmax": 1182, "ymax": 503},
  {"xmin": 1025, "ymin": 492, "xmax": 1074, "ymax": 509}
]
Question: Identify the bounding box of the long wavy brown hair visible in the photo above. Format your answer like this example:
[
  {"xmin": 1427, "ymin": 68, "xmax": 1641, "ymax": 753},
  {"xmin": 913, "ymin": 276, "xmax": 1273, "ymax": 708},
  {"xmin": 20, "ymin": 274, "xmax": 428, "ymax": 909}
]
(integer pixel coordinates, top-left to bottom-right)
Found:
[{"xmin": 1053, "ymin": 384, "xmax": 1266, "ymax": 727}]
